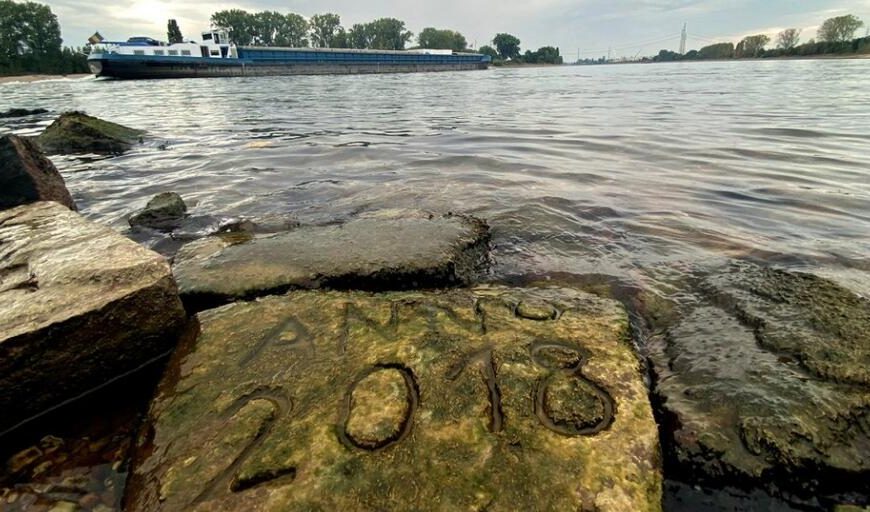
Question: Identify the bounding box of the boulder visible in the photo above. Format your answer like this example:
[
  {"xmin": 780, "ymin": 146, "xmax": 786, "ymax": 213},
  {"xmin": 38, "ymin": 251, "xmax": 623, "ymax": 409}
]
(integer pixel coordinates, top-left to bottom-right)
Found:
[
  {"xmin": 648, "ymin": 261, "xmax": 870, "ymax": 497},
  {"xmin": 0, "ymin": 202, "xmax": 186, "ymax": 432},
  {"xmin": 172, "ymin": 214, "xmax": 490, "ymax": 310},
  {"xmin": 125, "ymin": 286, "xmax": 662, "ymax": 511},
  {"xmin": 0, "ymin": 108, "xmax": 49, "ymax": 118},
  {"xmin": 36, "ymin": 111, "xmax": 144, "ymax": 155},
  {"xmin": 0, "ymin": 135, "xmax": 76, "ymax": 211},
  {"xmin": 129, "ymin": 192, "xmax": 188, "ymax": 231}
]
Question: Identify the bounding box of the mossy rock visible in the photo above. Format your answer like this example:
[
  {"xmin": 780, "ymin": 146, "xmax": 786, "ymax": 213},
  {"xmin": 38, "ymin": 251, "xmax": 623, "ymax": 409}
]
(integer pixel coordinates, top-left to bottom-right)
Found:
[
  {"xmin": 650, "ymin": 261, "xmax": 870, "ymax": 497},
  {"xmin": 37, "ymin": 111, "xmax": 144, "ymax": 155},
  {"xmin": 126, "ymin": 286, "xmax": 662, "ymax": 511}
]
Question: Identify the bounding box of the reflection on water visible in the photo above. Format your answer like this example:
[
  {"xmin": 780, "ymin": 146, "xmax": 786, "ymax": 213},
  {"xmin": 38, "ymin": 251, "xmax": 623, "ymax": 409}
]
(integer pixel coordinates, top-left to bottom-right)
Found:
[{"xmin": 1, "ymin": 60, "xmax": 869, "ymax": 510}]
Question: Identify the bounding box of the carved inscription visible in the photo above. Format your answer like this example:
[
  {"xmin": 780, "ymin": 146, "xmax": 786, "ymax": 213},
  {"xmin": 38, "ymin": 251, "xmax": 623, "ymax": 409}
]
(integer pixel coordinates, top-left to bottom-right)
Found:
[
  {"xmin": 339, "ymin": 364, "xmax": 420, "ymax": 451},
  {"xmin": 167, "ymin": 290, "xmax": 625, "ymax": 508},
  {"xmin": 193, "ymin": 387, "xmax": 294, "ymax": 505},
  {"xmin": 531, "ymin": 343, "xmax": 615, "ymax": 436}
]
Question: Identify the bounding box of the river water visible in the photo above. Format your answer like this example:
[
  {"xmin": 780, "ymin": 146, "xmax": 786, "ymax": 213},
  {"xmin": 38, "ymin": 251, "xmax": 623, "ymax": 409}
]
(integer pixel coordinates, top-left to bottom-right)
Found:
[
  {"xmin": 2, "ymin": 60, "xmax": 869, "ymax": 299},
  {"xmin": 1, "ymin": 60, "xmax": 869, "ymax": 510}
]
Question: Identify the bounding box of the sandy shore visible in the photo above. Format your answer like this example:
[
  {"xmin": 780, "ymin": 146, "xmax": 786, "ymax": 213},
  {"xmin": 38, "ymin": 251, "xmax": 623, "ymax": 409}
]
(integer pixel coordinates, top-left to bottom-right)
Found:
[{"xmin": 0, "ymin": 74, "xmax": 91, "ymax": 84}]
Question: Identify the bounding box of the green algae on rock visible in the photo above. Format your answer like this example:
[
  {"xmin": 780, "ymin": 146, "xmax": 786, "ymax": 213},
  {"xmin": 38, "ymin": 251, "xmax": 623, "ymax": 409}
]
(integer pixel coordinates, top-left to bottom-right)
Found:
[
  {"xmin": 0, "ymin": 202, "xmax": 186, "ymax": 432},
  {"xmin": 649, "ymin": 261, "xmax": 870, "ymax": 496},
  {"xmin": 36, "ymin": 112, "xmax": 144, "ymax": 155},
  {"xmin": 171, "ymin": 214, "xmax": 490, "ymax": 310},
  {"xmin": 129, "ymin": 192, "xmax": 188, "ymax": 231},
  {"xmin": 126, "ymin": 287, "xmax": 662, "ymax": 511}
]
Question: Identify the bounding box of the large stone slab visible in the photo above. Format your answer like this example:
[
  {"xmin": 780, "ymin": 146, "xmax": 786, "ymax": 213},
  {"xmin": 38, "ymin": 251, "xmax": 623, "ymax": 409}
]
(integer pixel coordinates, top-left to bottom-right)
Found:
[
  {"xmin": 172, "ymin": 214, "xmax": 489, "ymax": 310},
  {"xmin": 648, "ymin": 262, "xmax": 870, "ymax": 497},
  {"xmin": 36, "ymin": 111, "xmax": 144, "ymax": 155},
  {"xmin": 126, "ymin": 286, "xmax": 661, "ymax": 511},
  {"xmin": 0, "ymin": 135, "xmax": 76, "ymax": 211},
  {"xmin": 0, "ymin": 202, "xmax": 186, "ymax": 431}
]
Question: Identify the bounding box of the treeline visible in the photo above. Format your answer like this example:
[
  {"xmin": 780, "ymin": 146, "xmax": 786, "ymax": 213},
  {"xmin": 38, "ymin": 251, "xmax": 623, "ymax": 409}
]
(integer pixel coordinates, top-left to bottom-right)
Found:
[
  {"xmin": 651, "ymin": 14, "xmax": 868, "ymax": 63},
  {"xmin": 209, "ymin": 11, "xmax": 564, "ymax": 63},
  {"xmin": 0, "ymin": 0, "xmax": 88, "ymax": 75},
  {"xmin": 478, "ymin": 33, "xmax": 563, "ymax": 65},
  {"xmin": 209, "ymin": 10, "xmax": 437, "ymax": 51}
]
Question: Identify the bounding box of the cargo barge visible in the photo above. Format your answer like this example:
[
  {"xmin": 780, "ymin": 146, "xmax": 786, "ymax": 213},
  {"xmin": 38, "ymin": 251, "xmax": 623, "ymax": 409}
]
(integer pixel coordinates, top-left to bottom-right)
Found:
[{"xmin": 88, "ymin": 30, "xmax": 491, "ymax": 79}]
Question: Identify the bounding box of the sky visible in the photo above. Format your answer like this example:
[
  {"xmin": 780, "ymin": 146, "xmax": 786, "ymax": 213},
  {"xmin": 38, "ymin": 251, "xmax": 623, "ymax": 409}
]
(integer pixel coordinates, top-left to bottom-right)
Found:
[{"xmin": 46, "ymin": 0, "xmax": 870, "ymax": 58}]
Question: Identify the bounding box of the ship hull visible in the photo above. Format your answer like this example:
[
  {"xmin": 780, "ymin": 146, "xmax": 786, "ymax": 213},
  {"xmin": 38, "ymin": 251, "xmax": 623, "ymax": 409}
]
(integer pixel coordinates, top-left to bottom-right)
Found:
[{"xmin": 88, "ymin": 53, "xmax": 488, "ymax": 79}]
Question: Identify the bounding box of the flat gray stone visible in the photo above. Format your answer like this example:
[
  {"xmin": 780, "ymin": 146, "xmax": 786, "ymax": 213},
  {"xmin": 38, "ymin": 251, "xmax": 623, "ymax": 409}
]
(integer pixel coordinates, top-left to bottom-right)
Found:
[
  {"xmin": 171, "ymin": 214, "xmax": 489, "ymax": 310},
  {"xmin": 0, "ymin": 202, "xmax": 186, "ymax": 431}
]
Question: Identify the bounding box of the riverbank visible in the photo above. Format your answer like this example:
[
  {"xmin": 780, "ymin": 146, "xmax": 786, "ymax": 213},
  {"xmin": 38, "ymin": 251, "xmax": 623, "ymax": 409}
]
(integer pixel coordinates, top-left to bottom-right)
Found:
[{"xmin": 0, "ymin": 74, "xmax": 91, "ymax": 85}]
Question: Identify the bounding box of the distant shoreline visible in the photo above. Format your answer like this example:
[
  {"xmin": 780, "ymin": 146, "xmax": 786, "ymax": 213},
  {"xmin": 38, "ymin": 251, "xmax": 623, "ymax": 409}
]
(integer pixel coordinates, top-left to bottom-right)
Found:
[
  {"xmin": 576, "ymin": 53, "xmax": 870, "ymax": 66},
  {"xmin": 0, "ymin": 74, "xmax": 91, "ymax": 84}
]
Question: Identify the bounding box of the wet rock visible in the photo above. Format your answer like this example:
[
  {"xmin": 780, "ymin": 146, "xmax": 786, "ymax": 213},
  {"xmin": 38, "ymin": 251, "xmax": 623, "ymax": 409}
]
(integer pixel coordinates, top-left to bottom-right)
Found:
[
  {"xmin": 129, "ymin": 192, "xmax": 188, "ymax": 231},
  {"xmin": 0, "ymin": 202, "xmax": 186, "ymax": 432},
  {"xmin": 126, "ymin": 287, "xmax": 661, "ymax": 511},
  {"xmin": 172, "ymin": 213, "xmax": 490, "ymax": 310},
  {"xmin": 0, "ymin": 135, "xmax": 76, "ymax": 211},
  {"xmin": 649, "ymin": 261, "xmax": 870, "ymax": 497},
  {"xmin": 36, "ymin": 111, "xmax": 144, "ymax": 155},
  {"xmin": 0, "ymin": 108, "xmax": 49, "ymax": 118}
]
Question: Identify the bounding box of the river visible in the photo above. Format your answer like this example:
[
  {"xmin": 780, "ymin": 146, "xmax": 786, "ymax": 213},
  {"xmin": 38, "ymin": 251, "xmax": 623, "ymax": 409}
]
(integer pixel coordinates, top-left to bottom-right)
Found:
[{"xmin": 1, "ymin": 60, "xmax": 869, "ymax": 510}]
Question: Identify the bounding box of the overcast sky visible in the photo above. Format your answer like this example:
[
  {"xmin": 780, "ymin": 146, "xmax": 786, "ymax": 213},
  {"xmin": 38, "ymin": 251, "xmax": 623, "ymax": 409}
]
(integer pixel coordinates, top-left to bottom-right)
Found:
[{"xmin": 48, "ymin": 0, "xmax": 870, "ymax": 58}]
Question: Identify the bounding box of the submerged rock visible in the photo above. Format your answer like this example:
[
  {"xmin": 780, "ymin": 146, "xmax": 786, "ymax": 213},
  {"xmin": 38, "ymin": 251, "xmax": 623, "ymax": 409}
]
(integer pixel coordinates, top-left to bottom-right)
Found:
[
  {"xmin": 129, "ymin": 192, "xmax": 188, "ymax": 231},
  {"xmin": 0, "ymin": 108, "xmax": 49, "ymax": 118},
  {"xmin": 125, "ymin": 286, "xmax": 662, "ymax": 511},
  {"xmin": 0, "ymin": 202, "xmax": 186, "ymax": 432},
  {"xmin": 172, "ymin": 213, "xmax": 490, "ymax": 310},
  {"xmin": 648, "ymin": 261, "xmax": 870, "ymax": 498},
  {"xmin": 36, "ymin": 111, "xmax": 144, "ymax": 155},
  {"xmin": 0, "ymin": 135, "xmax": 76, "ymax": 211}
]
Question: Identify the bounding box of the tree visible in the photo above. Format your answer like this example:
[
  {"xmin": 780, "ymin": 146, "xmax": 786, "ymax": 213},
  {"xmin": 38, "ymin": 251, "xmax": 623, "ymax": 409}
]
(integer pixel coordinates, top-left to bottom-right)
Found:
[
  {"xmin": 347, "ymin": 23, "xmax": 373, "ymax": 49},
  {"xmin": 417, "ymin": 27, "xmax": 467, "ymax": 51},
  {"xmin": 211, "ymin": 10, "xmax": 308, "ymax": 47},
  {"xmin": 478, "ymin": 45, "xmax": 498, "ymax": 59},
  {"xmin": 167, "ymin": 19, "xmax": 183, "ymax": 44},
  {"xmin": 736, "ymin": 34, "xmax": 770, "ymax": 57},
  {"xmin": 309, "ymin": 13, "xmax": 343, "ymax": 48},
  {"xmin": 523, "ymin": 46, "xmax": 561, "ymax": 64},
  {"xmin": 211, "ymin": 9, "xmax": 254, "ymax": 45},
  {"xmin": 776, "ymin": 28, "xmax": 800, "ymax": 50},
  {"xmin": 698, "ymin": 42, "xmax": 734, "ymax": 59},
  {"xmin": 654, "ymin": 49, "xmax": 681, "ymax": 62},
  {"xmin": 367, "ymin": 18, "xmax": 412, "ymax": 50},
  {"xmin": 492, "ymin": 33, "xmax": 520, "ymax": 60},
  {"xmin": 0, "ymin": 0, "xmax": 63, "ymax": 73},
  {"xmin": 818, "ymin": 15, "xmax": 864, "ymax": 42},
  {"xmin": 272, "ymin": 12, "xmax": 308, "ymax": 47}
]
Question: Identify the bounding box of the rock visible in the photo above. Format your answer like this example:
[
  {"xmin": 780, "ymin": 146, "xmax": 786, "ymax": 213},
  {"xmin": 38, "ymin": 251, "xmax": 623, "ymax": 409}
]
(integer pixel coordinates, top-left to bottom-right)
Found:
[
  {"xmin": 0, "ymin": 135, "xmax": 76, "ymax": 211},
  {"xmin": 36, "ymin": 111, "xmax": 144, "ymax": 155},
  {"xmin": 125, "ymin": 287, "xmax": 661, "ymax": 511},
  {"xmin": 0, "ymin": 108, "xmax": 49, "ymax": 118},
  {"xmin": 649, "ymin": 261, "xmax": 870, "ymax": 497},
  {"xmin": 129, "ymin": 192, "xmax": 188, "ymax": 231},
  {"xmin": 0, "ymin": 202, "xmax": 186, "ymax": 432},
  {"xmin": 172, "ymin": 214, "xmax": 490, "ymax": 311}
]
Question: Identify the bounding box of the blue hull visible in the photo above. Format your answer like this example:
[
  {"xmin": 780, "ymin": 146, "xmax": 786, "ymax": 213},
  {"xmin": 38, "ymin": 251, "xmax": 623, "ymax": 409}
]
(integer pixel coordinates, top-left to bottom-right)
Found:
[{"xmin": 88, "ymin": 50, "xmax": 490, "ymax": 79}]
